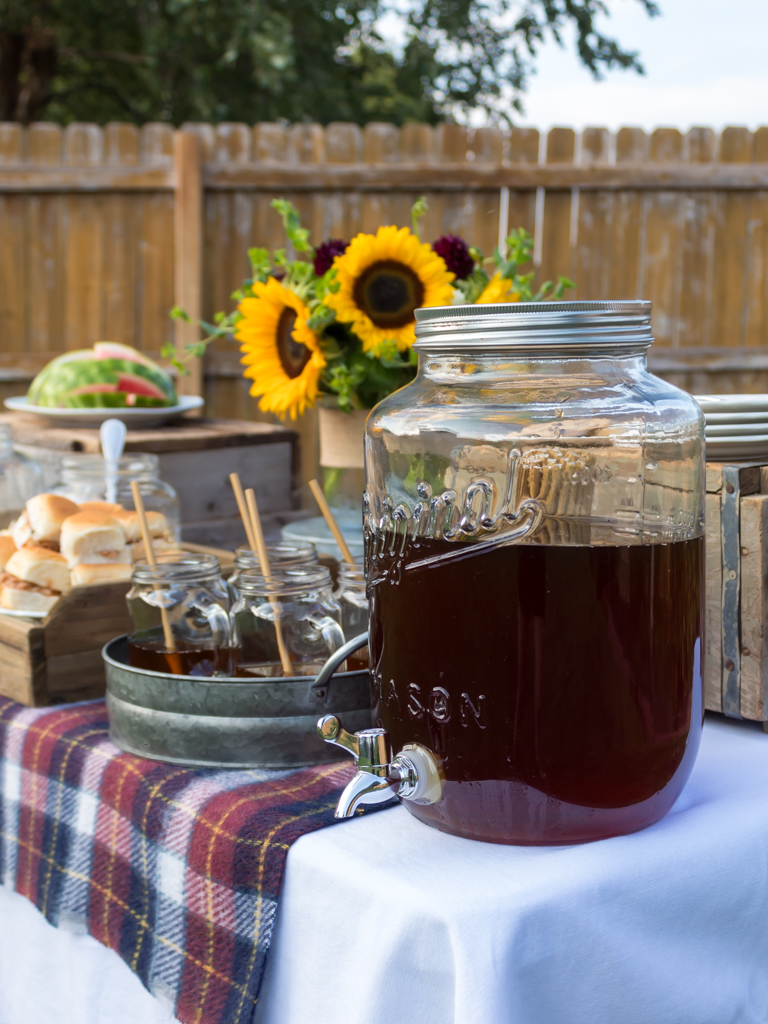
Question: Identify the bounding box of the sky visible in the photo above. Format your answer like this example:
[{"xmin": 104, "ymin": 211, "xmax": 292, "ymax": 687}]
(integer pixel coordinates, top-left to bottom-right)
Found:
[{"xmin": 520, "ymin": 0, "xmax": 768, "ymax": 131}]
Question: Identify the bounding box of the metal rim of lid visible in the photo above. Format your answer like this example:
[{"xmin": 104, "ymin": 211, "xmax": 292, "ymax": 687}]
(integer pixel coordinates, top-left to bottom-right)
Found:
[{"xmin": 413, "ymin": 299, "xmax": 654, "ymax": 351}]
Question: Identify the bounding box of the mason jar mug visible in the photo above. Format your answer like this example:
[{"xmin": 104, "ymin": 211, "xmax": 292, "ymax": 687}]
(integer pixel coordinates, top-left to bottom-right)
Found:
[
  {"xmin": 127, "ymin": 553, "xmax": 232, "ymax": 677},
  {"xmin": 364, "ymin": 301, "xmax": 705, "ymax": 845}
]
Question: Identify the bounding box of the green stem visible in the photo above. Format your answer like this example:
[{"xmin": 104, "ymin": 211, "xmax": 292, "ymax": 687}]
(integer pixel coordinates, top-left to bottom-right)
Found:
[{"xmin": 322, "ymin": 467, "xmax": 345, "ymax": 506}]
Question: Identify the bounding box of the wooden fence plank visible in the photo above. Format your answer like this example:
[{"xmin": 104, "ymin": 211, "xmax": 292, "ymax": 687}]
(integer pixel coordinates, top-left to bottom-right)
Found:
[
  {"xmin": 642, "ymin": 128, "xmax": 684, "ymax": 346},
  {"xmin": 0, "ymin": 126, "xmax": 25, "ymax": 352},
  {"xmin": 174, "ymin": 130, "xmax": 203, "ymax": 398},
  {"xmin": 140, "ymin": 123, "xmax": 174, "ymax": 165},
  {"xmin": 505, "ymin": 128, "xmax": 538, "ymax": 250},
  {"xmin": 608, "ymin": 128, "xmax": 646, "ymax": 302},
  {"xmin": 711, "ymin": 128, "xmax": 753, "ymax": 359},
  {"xmin": 427, "ymin": 125, "xmax": 471, "ymax": 244},
  {"xmin": 469, "ymin": 127, "xmax": 504, "ymax": 258},
  {"xmin": 102, "ymin": 125, "xmax": 139, "ymax": 346},
  {"xmin": 27, "ymin": 125, "xmax": 63, "ymax": 353},
  {"xmin": 575, "ymin": 127, "xmax": 612, "ymax": 298},
  {"xmin": 360, "ymin": 125, "xmax": 399, "ymax": 234},
  {"xmin": 63, "ymin": 125, "xmax": 104, "ymax": 349},
  {"xmin": 743, "ymin": 128, "xmax": 768, "ymax": 356},
  {"xmin": 676, "ymin": 127, "xmax": 716, "ymax": 350},
  {"xmin": 540, "ymin": 128, "xmax": 575, "ymax": 286}
]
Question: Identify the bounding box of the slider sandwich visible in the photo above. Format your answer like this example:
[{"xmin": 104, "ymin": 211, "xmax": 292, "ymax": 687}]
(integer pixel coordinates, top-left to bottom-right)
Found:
[
  {"xmin": 60, "ymin": 512, "xmax": 131, "ymax": 568},
  {"xmin": 0, "ymin": 546, "xmax": 70, "ymax": 614},
  {"xmin": 113, "ymin": 509, "xmax": 177, "ymax": 562},
  {"xmin": 11, "ymin": 494, "xmax": 80, "ymax": 551}
]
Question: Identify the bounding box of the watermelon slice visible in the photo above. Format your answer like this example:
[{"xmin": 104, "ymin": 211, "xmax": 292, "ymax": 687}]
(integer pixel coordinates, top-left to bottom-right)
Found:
[
  {"xmin": 93, "ymin": 342, "xmax": 160, "ymax": 370},
  {"xmin": 115, "ymin": 373, "xmax": 167, "ymax": 399},
  {"xmin": 28, "ymin": 343, "xmax": 179, "ymax": 408}
]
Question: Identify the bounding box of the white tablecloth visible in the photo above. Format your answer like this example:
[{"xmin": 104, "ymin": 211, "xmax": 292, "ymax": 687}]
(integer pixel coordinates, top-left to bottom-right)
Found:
[{"xmin": 2, "ymin": 715, "xmax": 768, "ymax": 1024}]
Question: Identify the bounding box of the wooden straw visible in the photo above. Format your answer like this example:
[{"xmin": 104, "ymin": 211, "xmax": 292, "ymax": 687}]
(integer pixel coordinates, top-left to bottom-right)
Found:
[
  {"xmin": 308, "ymin": 479, "xmax": 356, "ymax": 564},
  {"xmin": 244, "ymin": 486, "xmax": 293, "ymax": 676},
  {"xmin": 229, "ymin": 472, "xmax": 258, "ymax": 551},
  {"xmin": 130, "ymin": 481, "xmax": 180, "ymax": 670}
]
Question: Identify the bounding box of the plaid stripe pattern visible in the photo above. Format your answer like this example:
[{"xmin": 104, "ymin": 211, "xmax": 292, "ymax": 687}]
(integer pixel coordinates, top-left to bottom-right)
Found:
[{"xmin": 0, "ymin": 695, "xmax": 368, "ymax": 1024}]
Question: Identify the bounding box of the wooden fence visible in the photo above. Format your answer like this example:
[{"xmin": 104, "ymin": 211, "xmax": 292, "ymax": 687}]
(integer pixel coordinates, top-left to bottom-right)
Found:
[{"xmin": 1, "ymin": 120, "xmax": 768, "ymax": 493}]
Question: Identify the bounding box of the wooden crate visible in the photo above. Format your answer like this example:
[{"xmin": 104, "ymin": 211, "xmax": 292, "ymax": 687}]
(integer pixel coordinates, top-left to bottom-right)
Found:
[
  {"xmin": 0, "ymin": 544, "xmax": 234, "ymax": 708},
  {"xmin": 705, "ymin": 462, "xmax": 768, "ymax": 727},
  {"xmin": 0, "ymin": 413, "xmax": 299, "ymax": 547}
]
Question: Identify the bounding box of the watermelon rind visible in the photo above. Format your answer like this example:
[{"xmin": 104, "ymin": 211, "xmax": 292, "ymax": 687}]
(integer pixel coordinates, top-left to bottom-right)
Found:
[
  {"xmin": 28, "ymin": 346, "xmax": 178, "ymax": 408},
  {"xmin": 61, "ymin": 392, "xmax": 167, "ymax": 409}
]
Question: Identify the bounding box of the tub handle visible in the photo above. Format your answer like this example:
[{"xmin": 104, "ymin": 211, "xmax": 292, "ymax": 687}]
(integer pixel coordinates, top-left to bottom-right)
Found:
[{"xmin": 308, "ymin": 633, "xmax": 368, "ymax": 706}]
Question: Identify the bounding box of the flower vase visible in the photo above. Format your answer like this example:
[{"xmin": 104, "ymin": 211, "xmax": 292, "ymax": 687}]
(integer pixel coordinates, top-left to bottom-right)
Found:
[{"xmin": 317, "ymin": 407, "xmax": 369, "ymax": 509}]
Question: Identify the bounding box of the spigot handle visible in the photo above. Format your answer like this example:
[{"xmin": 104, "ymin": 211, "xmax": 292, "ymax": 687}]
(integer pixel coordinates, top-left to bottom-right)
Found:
[{"xmin": 317, "ymin": 714, "xmax": 360, "ymax": 759}]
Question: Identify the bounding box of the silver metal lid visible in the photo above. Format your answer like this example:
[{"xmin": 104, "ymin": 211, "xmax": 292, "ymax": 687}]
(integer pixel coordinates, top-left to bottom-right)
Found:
[{"xmin": 413, "ymin": 300, "xmax": 653, "ymax": 353}]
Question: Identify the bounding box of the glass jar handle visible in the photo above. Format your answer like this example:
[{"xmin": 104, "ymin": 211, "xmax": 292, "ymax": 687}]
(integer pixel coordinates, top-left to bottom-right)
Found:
[{"xmin": 306, "ymin": 612, "xmax": 345, "ymax": 657}]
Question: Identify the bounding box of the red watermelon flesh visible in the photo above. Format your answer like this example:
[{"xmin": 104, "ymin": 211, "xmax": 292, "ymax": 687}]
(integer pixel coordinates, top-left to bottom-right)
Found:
[{"xmin": 115, "ymin": 373, "xmax": 167, "ymax": 399}]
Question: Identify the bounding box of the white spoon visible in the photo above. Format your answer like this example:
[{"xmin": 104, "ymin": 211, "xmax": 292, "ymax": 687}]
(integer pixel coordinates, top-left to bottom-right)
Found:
[{"xmin": 100, "ymin": 418, "xmax": 127, "ymax": 505}]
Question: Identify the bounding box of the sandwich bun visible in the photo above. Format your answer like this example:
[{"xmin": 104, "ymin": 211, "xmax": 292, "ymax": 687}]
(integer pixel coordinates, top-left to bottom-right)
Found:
[
  {"xmin": 60, "ymin": 512, "xmax": 130, "ymax": 568},
  {"xmin": 11, "ymin": 510, "xmax": 31, "ymax": 549},
  {"xmin": 4, "ymin": 545, "xmax": 71, "ymax": 592},
  {"xmin": 0, "ymin": 534, "xmax": 17, "ymax": 570},
  {"xmin": 79, "ymin": 501, "xmax": 124, "ymax": 516},
  {"xmin": 113, "ymin": 509, "xmax": 168, "ymax": 542},
  {"xmin": 26, "ymin": 494, "xmax": 80, "ymax": 542},
  {"xmin": 71, "ymin": 562, "xmax": 133, "ymax": 586},
  {"xmin": 0, "ymin": 587, "xmax": 59, "ymax": 614}
]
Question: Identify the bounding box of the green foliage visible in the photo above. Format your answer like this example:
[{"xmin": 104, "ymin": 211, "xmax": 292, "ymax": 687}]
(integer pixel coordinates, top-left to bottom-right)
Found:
[{"xmin": 0, "ymin": 0, "xmax": 658, "ymax": 125}]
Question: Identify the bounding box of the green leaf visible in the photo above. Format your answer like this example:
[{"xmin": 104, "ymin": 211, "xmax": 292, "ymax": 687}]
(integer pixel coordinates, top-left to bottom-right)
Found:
[
  {"xmin": 306, "ymin": 305, "xmax": 337, "ymax": 331},
  {"xmin": 411, "ymin": 196, "xmax": 428, "ymax": 238},
  {"xmin": 271, "ymin": 199, "xmax": 313, "ymax": 253},
  {"xmin": 247, "ymin": 246, "xmax": 272, "ymax": 281},
  {"xmin": 170, "ymin": 305, "xmax": 191, "ymax": 323},
  {"xmin": 553, "ymin": 276, "xmax": 576, "ymax": 300}
]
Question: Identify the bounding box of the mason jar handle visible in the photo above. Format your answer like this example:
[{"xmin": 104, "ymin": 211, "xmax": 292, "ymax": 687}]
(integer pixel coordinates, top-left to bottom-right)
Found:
[{"xmin": 313, "ymin": 632, "xmax": 368, "ymax": 690}]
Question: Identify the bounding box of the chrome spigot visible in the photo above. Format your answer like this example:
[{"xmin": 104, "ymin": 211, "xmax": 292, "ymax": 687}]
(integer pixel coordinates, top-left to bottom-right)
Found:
[{"xmin": 317, "ymin": 714, "xmax": 443, "ymax": 818}]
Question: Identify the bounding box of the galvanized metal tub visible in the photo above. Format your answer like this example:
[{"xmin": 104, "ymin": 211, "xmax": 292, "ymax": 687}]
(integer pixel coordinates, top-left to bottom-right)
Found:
[{"xmin": 103, "ymin": 635, "xmax": 372, "ymax": 769}]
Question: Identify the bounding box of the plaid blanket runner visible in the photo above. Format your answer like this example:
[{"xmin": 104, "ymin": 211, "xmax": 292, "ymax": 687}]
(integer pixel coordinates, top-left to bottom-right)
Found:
[{"xmin": 0, "ymin": 695, "xmax": 372, "ymax": 1024}]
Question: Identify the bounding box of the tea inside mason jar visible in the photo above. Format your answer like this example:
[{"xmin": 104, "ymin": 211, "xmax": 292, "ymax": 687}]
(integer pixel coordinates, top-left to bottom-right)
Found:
[
  {"xmin": 369, "ymin": 533, "xmax": 703, "ymax": 845},
  {"xmin": 128, "ymin": 638, "xmax": 234, "ymax": 677},
  {"xmin": 230, "ymin": 566, "xmax": 344, "ymax": 678}
]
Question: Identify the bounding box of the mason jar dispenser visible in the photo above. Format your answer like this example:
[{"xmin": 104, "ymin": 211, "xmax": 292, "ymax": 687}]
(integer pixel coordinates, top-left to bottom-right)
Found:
[{"xmin": 318, "ymin": 301, "xmax": 705, "ymax": 845}]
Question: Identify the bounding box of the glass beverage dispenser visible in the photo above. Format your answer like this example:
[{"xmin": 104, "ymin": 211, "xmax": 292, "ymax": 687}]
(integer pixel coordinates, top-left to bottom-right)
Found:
[{"xmin": 318, "ymin": 301, "xmax": 705, "ymax": 845}]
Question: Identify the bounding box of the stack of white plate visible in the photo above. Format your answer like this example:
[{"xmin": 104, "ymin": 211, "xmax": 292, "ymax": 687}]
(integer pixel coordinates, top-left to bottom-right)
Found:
[{"xmin": 695, "ymin": 394, "xmax": 768, "ymax": 460}]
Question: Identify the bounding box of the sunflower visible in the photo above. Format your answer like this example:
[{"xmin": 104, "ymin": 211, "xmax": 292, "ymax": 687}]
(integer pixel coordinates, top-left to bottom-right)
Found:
[
  {"xmin": 326, "ymin": 226, "xmax": 455, "ymax": 353},
  {"xmin": 477, "ymin": 272, "xmax": 521, "ymax": 304},
  {"xmin": 236, "ymin": 277, "xmax": 326, "ymax": 420}
]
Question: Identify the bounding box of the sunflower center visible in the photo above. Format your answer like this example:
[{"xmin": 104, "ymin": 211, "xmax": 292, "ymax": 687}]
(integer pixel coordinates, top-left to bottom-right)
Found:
[
  {"xmin": 353, "ymin": 260, "xmax": 425, "ymax": 329},
  {"xmin": 277, "ymin": 307, "xmax": 310, "ymax": 379}
]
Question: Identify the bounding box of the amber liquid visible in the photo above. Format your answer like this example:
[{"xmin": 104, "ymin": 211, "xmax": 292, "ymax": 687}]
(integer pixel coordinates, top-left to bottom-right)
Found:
[
  {"xmin": 369, "ymin": 535, "xmax": 704, "ymax": 845},
  {"xmin": 128, "ymin": 640, "xmax": 233, "ymax": 677}
]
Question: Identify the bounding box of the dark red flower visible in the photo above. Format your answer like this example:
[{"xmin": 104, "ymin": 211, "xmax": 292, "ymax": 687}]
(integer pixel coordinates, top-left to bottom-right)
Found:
[
  {"xmin": 314, "ymin": 239, "xmax": 348, "ymax": 276},
  {"xmin": 432, "ymin": 235, "xmax": 474, "ymax": 280}
]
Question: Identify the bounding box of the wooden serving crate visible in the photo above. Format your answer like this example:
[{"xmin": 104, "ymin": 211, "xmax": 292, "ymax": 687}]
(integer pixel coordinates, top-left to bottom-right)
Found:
[
  {"xmin": 0, "ymin": 543, "xmax": 234, "ymax": 707},
  {"xmin": 705, "ymin": 462, "xmax": 768, "ymax": 727}
]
